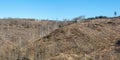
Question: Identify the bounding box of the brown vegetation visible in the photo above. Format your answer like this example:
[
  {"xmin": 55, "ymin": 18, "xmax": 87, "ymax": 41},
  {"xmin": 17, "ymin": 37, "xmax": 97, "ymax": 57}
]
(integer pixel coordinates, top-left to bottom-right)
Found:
[{"xmin": 0, "ymin": 17, "xmax": 120, "ymax": 60}]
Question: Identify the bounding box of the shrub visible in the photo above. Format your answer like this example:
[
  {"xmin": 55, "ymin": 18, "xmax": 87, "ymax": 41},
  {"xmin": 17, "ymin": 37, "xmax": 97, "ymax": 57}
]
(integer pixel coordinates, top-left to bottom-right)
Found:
[{"xmin": 95, "ymin": 16, "xmax": 108, "ymax": 19}]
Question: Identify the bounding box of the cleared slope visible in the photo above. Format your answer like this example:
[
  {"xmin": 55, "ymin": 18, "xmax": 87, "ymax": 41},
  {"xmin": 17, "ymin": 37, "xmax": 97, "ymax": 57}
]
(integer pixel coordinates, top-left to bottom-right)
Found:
[{"xmin": 33, "ymin": 18, "xmax": 120, "ymax": 60}]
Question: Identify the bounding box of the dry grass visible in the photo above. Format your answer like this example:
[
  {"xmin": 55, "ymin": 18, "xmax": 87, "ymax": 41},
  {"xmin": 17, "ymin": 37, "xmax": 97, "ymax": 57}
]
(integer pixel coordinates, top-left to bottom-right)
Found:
[
  {"xmin": 33, "ymin": 18, "xmax": 120, "ymax": 60},
  {"xmin": 0, "ymin": 18, "xmax": 120, "ymax": 60}
]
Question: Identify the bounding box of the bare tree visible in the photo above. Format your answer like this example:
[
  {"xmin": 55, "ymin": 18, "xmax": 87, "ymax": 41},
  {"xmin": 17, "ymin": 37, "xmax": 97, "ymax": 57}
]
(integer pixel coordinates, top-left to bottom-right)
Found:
[
  {"xmin": 114, "ymin": 11, "xmax": 117, "ymax": 17},
  {"xmin": 17, "ymin": 37, "xmax": 22, "ymax": 60},
  {"xmin": 72, "ymin": 16, "xmax": 85, "ymax": 23}
]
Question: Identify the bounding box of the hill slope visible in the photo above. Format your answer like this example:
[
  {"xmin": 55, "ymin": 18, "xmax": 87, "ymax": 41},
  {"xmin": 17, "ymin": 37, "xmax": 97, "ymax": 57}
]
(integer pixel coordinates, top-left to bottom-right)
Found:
[
  {"xmin": 32, "ymin": 18, "xmax": 120, "ymax": 60},
  {"xmin": 0, "ymin": 18, "xmax": 70, "ymax": 60},
  {"xmin": 0, "ymin": 18, "xmax": 120, "ymax": 60}
]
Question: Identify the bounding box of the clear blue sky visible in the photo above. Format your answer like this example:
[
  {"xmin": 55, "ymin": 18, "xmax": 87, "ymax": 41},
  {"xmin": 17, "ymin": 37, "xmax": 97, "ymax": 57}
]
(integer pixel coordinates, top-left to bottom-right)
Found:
[{"xmin": 0, "ymin": 0, "xmax": 120, "ymax": 20}]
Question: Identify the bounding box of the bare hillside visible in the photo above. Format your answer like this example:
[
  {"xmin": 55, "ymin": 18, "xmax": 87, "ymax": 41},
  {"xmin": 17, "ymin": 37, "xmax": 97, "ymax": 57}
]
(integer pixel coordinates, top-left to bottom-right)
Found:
[
  {"xmin": 0, "ymin": 18, "xmax": 120, "ymax": 60},
  {"xmin": 32, "ymin": 18, "xmax": 120, "ymax": 60}
]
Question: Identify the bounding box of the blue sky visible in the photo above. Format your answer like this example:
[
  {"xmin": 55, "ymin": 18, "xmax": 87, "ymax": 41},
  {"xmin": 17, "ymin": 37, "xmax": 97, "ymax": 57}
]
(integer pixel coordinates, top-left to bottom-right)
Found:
[{"xmin": 0, "ymin": 0, "xmax": 120, "ymax": 20}]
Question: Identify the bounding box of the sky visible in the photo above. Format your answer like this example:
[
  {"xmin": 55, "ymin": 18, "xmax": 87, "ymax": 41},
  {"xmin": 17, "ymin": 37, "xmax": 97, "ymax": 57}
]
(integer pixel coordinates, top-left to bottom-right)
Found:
[{"xmin": 0, "ymin": 0, "xmax": 120, "ymax": 20}]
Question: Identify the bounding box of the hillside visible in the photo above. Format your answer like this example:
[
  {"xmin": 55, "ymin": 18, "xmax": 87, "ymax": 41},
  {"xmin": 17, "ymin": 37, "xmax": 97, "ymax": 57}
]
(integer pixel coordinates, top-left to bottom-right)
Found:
[
  {"xmin": 0, "ymin": 17, "xmax": 120, "ymax": 60},
  {"xmin": 0, "ymin": 18, "xmax": 72, "ymax": 60},
  {"xmin": 32, "ymin": 18, "xmax": 120, "ymax": 60}
]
